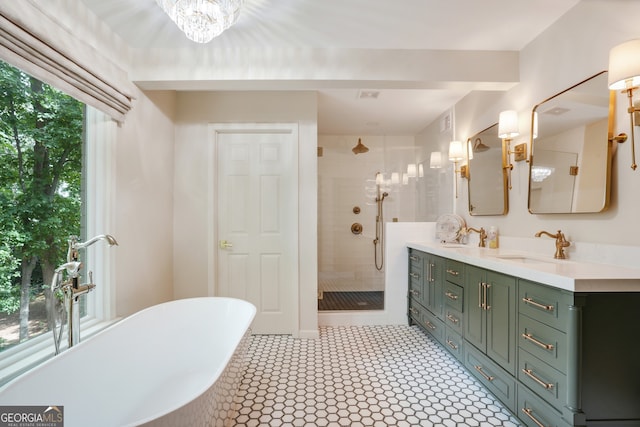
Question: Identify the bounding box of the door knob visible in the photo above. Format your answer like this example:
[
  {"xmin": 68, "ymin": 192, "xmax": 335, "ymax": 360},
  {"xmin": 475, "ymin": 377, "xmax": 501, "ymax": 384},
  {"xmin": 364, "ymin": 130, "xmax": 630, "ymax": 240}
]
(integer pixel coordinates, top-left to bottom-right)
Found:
[{"xmin": 219, "ymin": 240, "xmax": 233, "ymax": 249}]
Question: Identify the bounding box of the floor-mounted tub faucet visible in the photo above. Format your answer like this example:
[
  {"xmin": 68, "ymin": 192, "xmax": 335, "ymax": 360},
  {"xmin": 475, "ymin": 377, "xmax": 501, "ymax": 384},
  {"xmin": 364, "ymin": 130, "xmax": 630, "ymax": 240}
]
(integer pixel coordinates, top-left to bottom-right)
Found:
[{"xmin": 51, "ymin": 234, "xmax": 118, "ymax": 354}]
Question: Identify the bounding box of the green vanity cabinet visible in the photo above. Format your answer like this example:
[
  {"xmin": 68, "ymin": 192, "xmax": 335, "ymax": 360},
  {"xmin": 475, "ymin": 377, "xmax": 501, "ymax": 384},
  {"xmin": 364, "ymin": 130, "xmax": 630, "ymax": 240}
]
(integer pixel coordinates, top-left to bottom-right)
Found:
[
  {"xmin": 443, "ymin": 270, "xmax": 465, "ymax": 361},
  {"xmin": 463, "ymin": 265, "xmax": 517, "ymax": 375},
  {"xmin": 463, "ymin": 264, "xmax": 518, "ymax": 412},
  {"xmin": 407, "ymin": 247, "xmax": 640, "ymax": 427},
  {"xmin": 408, "ymin": 249, "xmax": 446, "ymax": 344},
  {"xmin": 408, "ymin": 249, "xmax": 426, "ymax": 313}
]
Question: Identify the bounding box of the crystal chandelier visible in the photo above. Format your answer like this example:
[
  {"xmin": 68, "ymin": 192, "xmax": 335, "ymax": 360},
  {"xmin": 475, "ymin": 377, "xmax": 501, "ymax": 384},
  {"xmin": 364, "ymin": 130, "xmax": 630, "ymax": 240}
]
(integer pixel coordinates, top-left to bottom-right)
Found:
[{"xmin": 155, "ymin": 0, "xmax": 243, "ymax": 43}]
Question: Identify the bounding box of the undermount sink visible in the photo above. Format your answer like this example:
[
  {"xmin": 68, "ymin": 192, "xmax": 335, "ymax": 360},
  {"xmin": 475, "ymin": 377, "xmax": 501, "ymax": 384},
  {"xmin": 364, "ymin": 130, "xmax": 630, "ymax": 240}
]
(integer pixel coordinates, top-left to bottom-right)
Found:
[{"xmin": 493, "ymin": 254, "xmax": 557, "ymax": 264}]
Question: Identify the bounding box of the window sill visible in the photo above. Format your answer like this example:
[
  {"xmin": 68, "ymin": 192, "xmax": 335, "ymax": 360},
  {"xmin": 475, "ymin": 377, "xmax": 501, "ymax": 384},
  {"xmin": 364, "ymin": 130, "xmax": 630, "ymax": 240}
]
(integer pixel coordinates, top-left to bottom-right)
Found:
[{"xmin": 0, "ymin": 317, "xmax": 120, "ymax": 387}]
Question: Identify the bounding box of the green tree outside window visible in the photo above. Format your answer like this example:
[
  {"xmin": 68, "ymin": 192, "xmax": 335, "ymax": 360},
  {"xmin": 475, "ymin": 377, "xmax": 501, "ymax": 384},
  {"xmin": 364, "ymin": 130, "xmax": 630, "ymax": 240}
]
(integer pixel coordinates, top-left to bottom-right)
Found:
[{"xmin": 0, "ymin": 60, "xmax": 83, "ymax": 350}]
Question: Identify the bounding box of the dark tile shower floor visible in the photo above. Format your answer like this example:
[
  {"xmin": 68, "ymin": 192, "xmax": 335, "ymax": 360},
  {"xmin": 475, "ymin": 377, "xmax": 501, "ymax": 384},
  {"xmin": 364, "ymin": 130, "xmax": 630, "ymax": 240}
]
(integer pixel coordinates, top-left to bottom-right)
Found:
[
  {"xmin": 317, "ymin": 291, "xmax": 384, "ymax": 311},
  {"xmin": 230, "ymin": 325, "xmax": 521, "ymax": 426}
]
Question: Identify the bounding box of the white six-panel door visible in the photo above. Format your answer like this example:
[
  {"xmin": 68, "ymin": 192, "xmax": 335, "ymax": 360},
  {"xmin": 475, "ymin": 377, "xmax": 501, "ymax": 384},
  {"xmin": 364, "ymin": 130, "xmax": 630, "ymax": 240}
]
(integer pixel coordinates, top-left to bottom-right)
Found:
[{"xmin": 213, "ymin": 123, "xmax": 298, "ymax": 334}]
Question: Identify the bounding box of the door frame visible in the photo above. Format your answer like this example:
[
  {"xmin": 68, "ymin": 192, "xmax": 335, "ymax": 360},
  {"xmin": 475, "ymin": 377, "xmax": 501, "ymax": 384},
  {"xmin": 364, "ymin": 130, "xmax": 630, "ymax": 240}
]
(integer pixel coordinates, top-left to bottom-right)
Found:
[{"xmin": 207, "ymin": 122, "xmax": 300, "ymax": 334}]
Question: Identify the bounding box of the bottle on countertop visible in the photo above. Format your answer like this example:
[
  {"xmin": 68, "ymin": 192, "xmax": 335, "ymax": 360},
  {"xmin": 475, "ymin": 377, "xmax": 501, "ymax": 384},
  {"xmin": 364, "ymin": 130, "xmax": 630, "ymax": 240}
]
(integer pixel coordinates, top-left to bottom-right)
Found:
[{"xmin": 488, "ymin": 226, "xmax": 499, "ymax": 249}]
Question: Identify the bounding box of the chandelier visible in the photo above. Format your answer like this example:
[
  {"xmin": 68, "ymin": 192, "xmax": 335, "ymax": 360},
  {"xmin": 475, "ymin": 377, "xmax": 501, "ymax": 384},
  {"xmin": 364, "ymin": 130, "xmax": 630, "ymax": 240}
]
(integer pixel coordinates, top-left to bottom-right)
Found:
[{"xmin": 155, "ymin": 0, "xmax": 243, "ymax": 43}]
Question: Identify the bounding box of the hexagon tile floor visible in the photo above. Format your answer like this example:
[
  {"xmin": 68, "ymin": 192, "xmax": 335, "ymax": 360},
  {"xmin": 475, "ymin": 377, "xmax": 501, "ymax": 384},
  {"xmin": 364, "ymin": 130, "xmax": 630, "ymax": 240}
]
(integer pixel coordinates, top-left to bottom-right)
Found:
[{"xmin": 230, "ymin": 325, "xmax": 522, "ymax": 427}]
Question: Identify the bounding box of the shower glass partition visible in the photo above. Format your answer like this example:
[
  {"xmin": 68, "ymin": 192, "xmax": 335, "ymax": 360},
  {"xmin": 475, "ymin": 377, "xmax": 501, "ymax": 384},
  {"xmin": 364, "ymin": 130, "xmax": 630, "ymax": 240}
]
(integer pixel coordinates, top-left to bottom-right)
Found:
[{"xmin": 318, "ymin": 135, "xmax": 417, "ymax": 311}]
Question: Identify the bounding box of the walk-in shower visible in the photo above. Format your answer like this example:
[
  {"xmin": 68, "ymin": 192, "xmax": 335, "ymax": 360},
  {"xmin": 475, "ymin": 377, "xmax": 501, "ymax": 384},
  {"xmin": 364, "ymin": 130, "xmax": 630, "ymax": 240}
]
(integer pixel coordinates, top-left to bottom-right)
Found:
[{"xmin": 318, "ymin": 135, "xmax": 417, "ymax": 311}]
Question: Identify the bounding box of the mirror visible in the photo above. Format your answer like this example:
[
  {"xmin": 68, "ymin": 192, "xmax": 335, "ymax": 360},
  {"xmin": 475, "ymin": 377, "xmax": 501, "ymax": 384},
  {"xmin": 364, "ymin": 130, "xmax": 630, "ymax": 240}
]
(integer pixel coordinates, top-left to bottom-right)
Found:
[
  {"xmin": 467, "ymin": 123, "xmax": 509, "ymax": 215},
  {"xmin": 529, "ymin": 71, "xmax": 615, "ymax": 213}
]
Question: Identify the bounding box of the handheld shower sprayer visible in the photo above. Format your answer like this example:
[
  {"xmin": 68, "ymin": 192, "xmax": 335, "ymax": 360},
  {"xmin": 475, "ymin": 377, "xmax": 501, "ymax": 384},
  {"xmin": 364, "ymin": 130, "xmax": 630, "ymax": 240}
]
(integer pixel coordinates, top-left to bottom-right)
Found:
[{"xmin": 373, "ymin": 173, "xmax": 387, "ymax": 271}]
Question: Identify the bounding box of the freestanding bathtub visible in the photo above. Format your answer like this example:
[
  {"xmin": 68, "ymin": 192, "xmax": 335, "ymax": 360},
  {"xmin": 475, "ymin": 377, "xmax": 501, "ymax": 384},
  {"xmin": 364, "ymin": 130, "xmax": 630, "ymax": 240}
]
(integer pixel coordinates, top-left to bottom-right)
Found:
[{"xmin": 0, "ymin": 297, "xmax": 256, "ymax": 427}]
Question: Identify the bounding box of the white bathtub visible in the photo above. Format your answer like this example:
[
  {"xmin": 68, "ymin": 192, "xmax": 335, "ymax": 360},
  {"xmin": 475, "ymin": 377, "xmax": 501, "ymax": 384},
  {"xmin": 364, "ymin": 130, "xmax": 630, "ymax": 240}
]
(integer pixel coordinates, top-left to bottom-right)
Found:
[{"xmin": 0, "ymin": 297, "xmax": 256, "ymax": 427}]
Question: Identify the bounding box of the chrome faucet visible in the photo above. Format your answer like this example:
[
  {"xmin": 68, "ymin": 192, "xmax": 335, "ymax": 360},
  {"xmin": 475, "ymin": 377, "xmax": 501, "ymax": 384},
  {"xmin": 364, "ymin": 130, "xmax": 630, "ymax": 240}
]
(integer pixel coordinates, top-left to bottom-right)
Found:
[
  {"xmin": 535, "ymin": 229, "xmax": 570, "ymax": 259},
  {"xmin": 51, "ymin": 234, "xmax": 118, "ymax": 354},
  {"xmin": 467, "ymin": 227, "xmax": 487, "ymax": 248}
]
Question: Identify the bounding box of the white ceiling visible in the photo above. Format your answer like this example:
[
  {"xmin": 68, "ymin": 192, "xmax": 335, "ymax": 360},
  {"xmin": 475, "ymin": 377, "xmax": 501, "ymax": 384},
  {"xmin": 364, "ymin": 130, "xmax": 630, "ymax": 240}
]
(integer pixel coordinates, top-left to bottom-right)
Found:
[{"xmin": 80, "ymin": 0, "xmax": 580, "ymax": 135}]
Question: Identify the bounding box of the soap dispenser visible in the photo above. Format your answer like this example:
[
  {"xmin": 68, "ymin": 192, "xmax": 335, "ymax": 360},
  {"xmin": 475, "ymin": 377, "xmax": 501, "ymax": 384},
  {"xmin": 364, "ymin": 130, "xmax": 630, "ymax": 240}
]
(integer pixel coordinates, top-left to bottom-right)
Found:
[{"xmin": 488, "ymin": 226, "xmax": 499, "ymax": 249}]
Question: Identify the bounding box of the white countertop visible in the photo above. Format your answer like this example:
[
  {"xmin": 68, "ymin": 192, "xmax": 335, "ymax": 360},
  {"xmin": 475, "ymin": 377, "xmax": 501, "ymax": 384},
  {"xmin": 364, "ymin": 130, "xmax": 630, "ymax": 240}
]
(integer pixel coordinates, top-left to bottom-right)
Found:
[{"xmin": 407, "ymin": 240, "xmax": 640, "ymax": 292}]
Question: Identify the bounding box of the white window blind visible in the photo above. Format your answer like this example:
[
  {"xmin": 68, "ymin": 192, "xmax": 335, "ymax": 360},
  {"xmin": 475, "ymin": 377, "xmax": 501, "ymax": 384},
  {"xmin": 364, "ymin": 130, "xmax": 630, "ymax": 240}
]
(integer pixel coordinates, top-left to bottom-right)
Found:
[{"xmin": 0, "ymin": 2, "xmax": 134, "ymax": 122}]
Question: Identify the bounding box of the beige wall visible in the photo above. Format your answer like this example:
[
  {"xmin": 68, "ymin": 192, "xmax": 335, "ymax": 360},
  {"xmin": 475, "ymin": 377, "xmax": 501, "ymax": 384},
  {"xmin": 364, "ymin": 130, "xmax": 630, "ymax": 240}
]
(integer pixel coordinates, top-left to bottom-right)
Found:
[
  {"xmin": 115, "ymin": 89, "xmax": 176, "ymax": 316},
  {"xmin": 172, "ymin": 91, "xmax": 319, "ymax": 337}
]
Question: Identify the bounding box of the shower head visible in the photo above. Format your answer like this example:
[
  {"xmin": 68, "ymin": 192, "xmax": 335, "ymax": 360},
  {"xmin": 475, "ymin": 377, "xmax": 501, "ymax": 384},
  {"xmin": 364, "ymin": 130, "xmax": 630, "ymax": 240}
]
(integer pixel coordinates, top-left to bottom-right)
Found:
[{"xmin": 352, "ymin": 138, "xmax": 369, "ymax": 154}]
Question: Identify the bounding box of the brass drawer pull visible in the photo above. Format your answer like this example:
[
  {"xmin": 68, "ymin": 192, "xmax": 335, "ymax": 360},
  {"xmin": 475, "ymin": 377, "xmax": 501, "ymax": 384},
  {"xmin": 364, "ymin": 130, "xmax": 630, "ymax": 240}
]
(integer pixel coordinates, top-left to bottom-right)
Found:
[
  {"xmin": 409, "ymin": 272, "xmax": 420, "ymax": 279},
  {"xmin": 522, "ymin": 333, "xmax": 554, "ymax": 351},
  {"xmin": 409, "ymin": 289, "xmax": 419, "ymax": 297},
  {"xmin": 446, "ymin": 269, "xmax": 459, "ymax": 276},
  {"xmin": 522, "ymin": 297, "xmax": 554, "ymax": 312},
  {"xmin": 522, "ymin": 368, "xmax": 554, "ymax": 390},
  {"xmin": 409, "ymin": 255, "xmax": 418, "ymax": 261},
  {"xmin": 446, "ymin": 313, "xmax": 459, "ymax": 325},
  {"xmin": 446, "ymin": 339, "xmax": 458, "ymax": 350},
  {"xmin": 521, "ymin": 408, "xmax": 546, "ymax": 427},
  {"xmin": 473, "ymin": 365, "xmax": 494, "ymax": 382},
  {"xmin": 445, "ymin": 291, "xmax": 458, "ymax": 301},
  {"xmin": 425, "ymin": 321, "xmax": 436, "ymax": 331},
  {"xmin": 409, "ymin": 307, "xmax": 418, "ymax": 315}
]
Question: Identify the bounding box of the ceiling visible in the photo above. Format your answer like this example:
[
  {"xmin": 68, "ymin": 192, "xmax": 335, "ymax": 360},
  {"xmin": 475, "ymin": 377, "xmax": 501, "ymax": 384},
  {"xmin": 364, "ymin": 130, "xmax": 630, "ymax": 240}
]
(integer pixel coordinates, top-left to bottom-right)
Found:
[{"xmin": 79, "ymin": 0, "xmax": 581, "ymax": 135}]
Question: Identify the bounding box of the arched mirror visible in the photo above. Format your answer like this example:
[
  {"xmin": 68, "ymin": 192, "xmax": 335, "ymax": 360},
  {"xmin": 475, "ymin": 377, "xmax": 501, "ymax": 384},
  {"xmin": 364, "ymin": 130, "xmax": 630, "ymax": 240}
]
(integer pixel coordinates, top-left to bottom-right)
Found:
[
  {"xmin": 467, "ymin": 123, "xmax": 509, "ymax": 215},
  {"xmin": 529, "ymin": 71, "xmax": 617, "ymax": 213}
]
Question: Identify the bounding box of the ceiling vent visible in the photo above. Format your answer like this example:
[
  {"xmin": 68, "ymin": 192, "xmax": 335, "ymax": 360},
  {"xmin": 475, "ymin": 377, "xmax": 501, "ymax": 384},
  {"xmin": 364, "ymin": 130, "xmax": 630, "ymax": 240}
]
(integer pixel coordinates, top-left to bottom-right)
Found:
[{"xmin": 358, "ymin": 90, "xmax": 380, "ymax": 99}]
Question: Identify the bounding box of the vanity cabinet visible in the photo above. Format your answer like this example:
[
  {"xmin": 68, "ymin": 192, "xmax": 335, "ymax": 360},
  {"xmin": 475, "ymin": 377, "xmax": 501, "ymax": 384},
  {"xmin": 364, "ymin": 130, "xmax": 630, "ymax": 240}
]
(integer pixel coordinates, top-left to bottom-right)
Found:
[
  {"xmin": 443, "ymin": 272, "xmax": 464, "ymax": 361},
  {"xmin": 408, "ymin": 249, "xmax": 446, "ymax": 343},
  {"xmin": 407, "ymin": 246, "xmax": 640, "ymax": 427},
  {"xmin": 464, "ymin": 265, "xmax": 517, "ymax": 375},
  {"xmin": 463, "ymin": 265, "xmax": 518, "ymax": 411}
]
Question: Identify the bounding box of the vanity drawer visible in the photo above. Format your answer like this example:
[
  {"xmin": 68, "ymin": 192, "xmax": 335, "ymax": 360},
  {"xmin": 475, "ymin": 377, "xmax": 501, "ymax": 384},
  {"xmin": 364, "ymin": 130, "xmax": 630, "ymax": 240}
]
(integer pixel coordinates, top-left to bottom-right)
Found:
[
  {"xmin": 421, "ymin": 306, "xmax": 445, "ymax": 345},
  {"xmin": 445, "ymin": 259, "xmax": 464, "ymax": 285},
  {"xmin": 409, "ymin": 251, "xmax": 424, "ymax": 281},
  {"xmin": 444, "ymin": 328, "xmax": 464, "ymax": 361},
  {"xmin": 465, "ymin": 345, "xmax": 516, "ymax": 412},
  {"xmin": 517, "ymin": 383, "xmax": 571, "ymax": 427},
  {"xmin": 444, "ymin": 307, "xmax": 463, "ymax": 335},
  {"xmin": 519, "ymin": 279, "xmax": 572, "ymax": 332},
  {"xmin": 443, "ymin": 282, "xmax": 463, "ymax": 312},
  {"xmin": 408, "ymin": 300, "xmax": 422, "ymax": 325},
  {"xmin": 519, "ymin": 314, "xmax": 567, "ymax": 373},
  {"xmin": 518, "ymin": 348, "xmax": 567, "ymax": 412}
]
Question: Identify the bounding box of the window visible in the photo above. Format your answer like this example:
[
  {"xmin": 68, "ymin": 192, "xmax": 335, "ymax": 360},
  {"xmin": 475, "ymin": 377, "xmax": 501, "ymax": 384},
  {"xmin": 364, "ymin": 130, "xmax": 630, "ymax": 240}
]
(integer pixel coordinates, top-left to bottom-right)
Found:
[
  {"xmin": 0, "ymin": 60, "xmax": 117, "ymax": 384},
  {"xmin": 0, "ymin": 59, "xmax": 86, "ymax": 352}
]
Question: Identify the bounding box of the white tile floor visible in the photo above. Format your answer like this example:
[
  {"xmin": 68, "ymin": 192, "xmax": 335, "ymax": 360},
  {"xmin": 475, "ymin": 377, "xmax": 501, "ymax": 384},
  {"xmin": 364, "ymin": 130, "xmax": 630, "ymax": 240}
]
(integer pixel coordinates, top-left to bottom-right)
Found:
[{"xmin": 230, "ymin": 325, "xmax": 521, "ymax": 427}]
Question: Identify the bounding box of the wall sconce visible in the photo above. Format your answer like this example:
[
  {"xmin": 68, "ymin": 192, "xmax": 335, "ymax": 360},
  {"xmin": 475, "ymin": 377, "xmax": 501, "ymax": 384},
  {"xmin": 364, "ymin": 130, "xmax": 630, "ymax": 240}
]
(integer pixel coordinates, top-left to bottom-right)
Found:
[
  {"xmin": 407, "ymin": 163, "xmax": 417, "ymax": 178},
  {"xmin": 430, "ymin": 152, "xmax": 443, "ymax": 169},
  {"xmin": 391, "ymin": 172, "xmax": 400, "ymax": 185},
  {"xmin": 498, "ymin": 110, "xmax": 520, "ymax": 189},
  {"xmin": 608, "ymin": 39, "xmax": 640, "ymax": 171},
  {"xmin": 448, "ymin": 140, "xmax": 468, "ymax": 198}
]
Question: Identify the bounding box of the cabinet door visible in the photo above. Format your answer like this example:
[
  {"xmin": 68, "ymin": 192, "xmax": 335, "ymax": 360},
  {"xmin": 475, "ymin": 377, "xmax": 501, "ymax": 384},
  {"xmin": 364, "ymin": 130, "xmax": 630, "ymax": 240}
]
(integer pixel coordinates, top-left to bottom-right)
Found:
[
  {"xmin": 486, "ymin": 271, "xmax": 517, "ymax": 375},
  {"xmin": 464, "ymin": 264, "xmax": 486, "ymax": 351}
]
